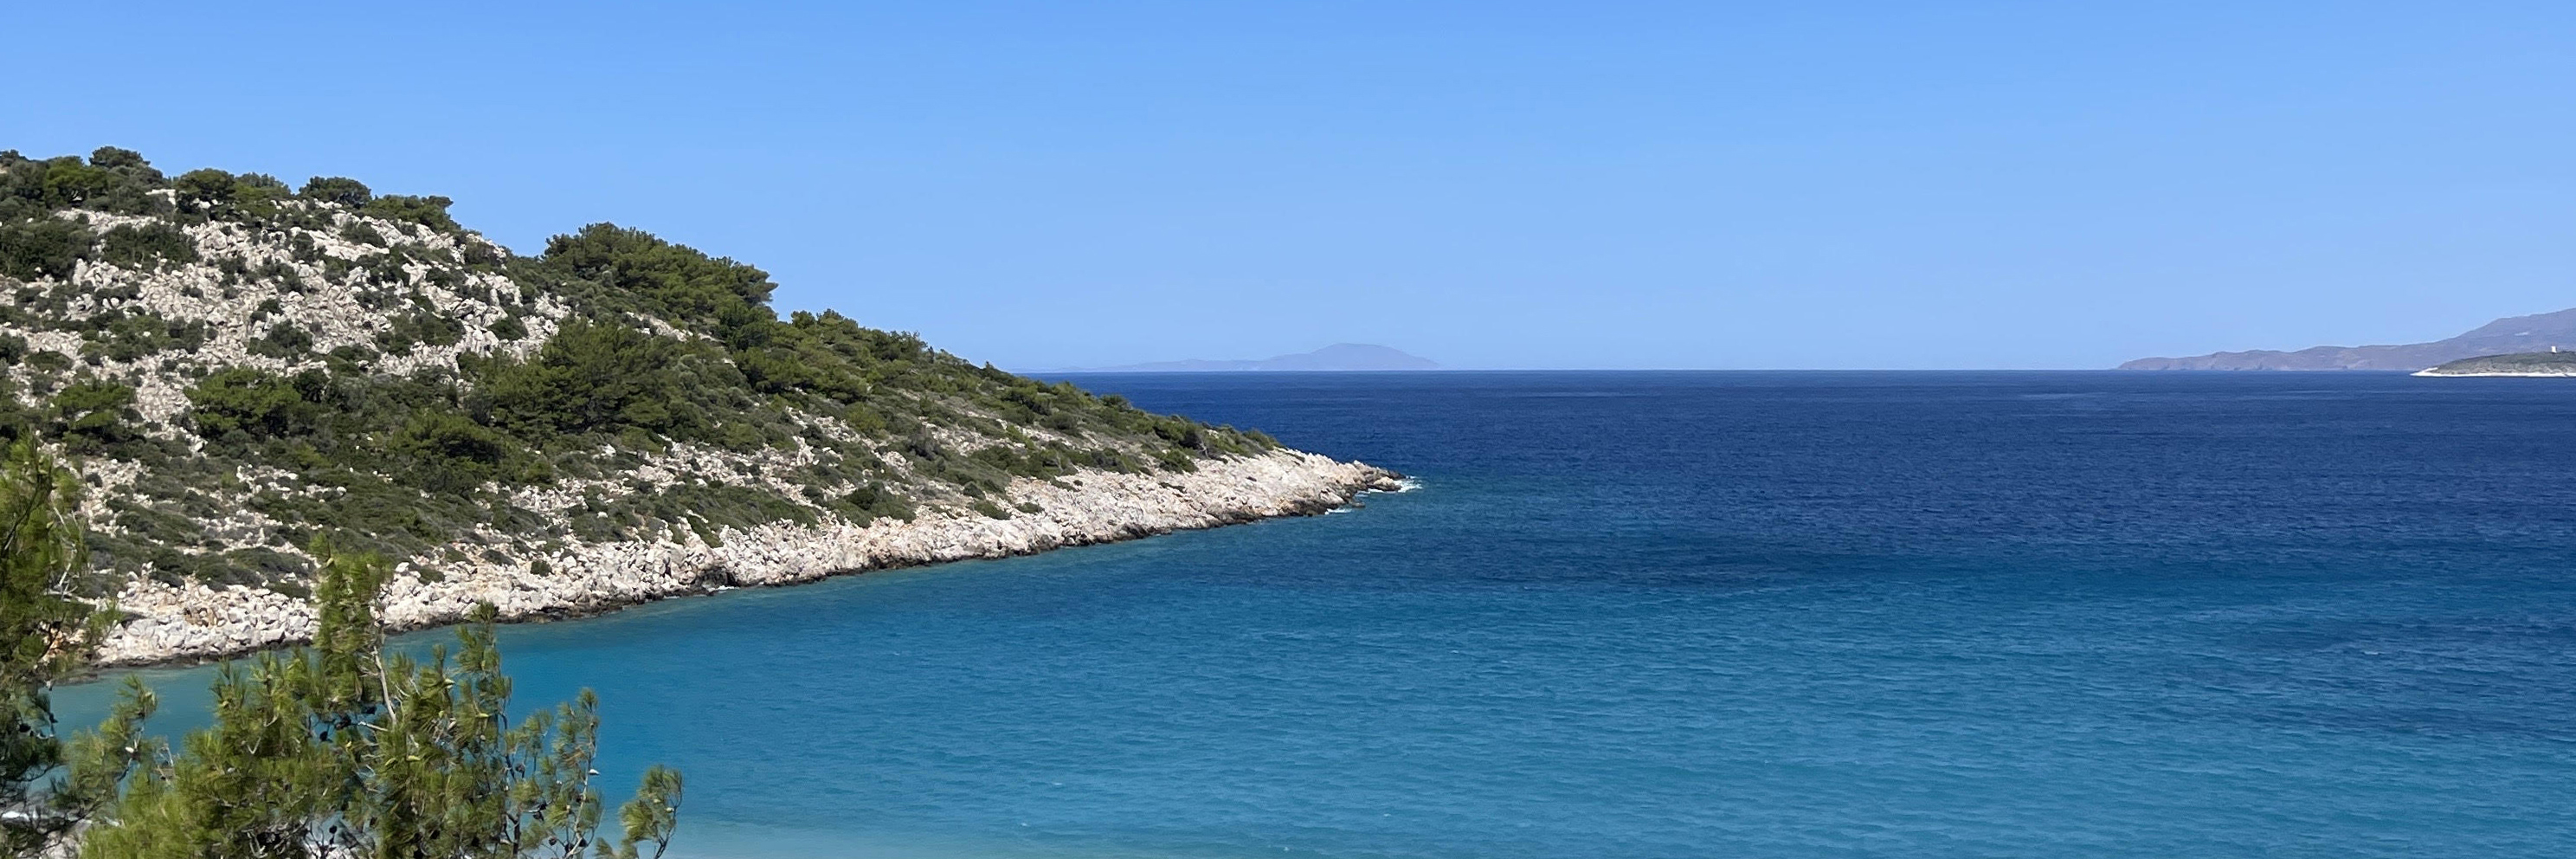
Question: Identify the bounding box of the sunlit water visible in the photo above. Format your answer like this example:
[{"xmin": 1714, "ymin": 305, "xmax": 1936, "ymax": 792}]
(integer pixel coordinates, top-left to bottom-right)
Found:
[{"xmin": 61, "ymin": 371, "xmax": 2576, "ymax": 857}]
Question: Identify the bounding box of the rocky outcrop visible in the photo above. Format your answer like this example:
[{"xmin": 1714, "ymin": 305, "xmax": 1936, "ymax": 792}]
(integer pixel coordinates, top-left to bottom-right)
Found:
[
  {"xmin": 0, "ymin": 152, "xmax": 1393, "ymax": 669},
  {"xmin": 93, "ymin": 449, "xmax": 1402, "ymax": 666}
]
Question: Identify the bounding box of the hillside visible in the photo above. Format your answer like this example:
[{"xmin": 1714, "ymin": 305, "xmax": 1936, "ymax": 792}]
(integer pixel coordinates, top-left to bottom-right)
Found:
[
  {"xmin": 2413, "ymin": 351, "xmax": 2576, "ymax": 377},
  {"xmin": 2119, "ymin": 307, "xmax": 2576, "ymax": 371},
  {"xmin": 0, "ymin": 147, "xmax": 1397, "ymax": 664}
]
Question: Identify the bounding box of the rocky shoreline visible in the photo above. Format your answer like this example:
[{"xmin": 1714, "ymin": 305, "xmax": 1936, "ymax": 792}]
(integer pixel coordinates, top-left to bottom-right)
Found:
[{"xmin": 93, "ymin": 449, "xmax": 1401, "ymax": 668}]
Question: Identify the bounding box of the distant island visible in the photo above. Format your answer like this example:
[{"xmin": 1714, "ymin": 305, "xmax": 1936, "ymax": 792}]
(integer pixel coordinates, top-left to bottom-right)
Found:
[
  {"xmin": 2121, "ymin": 307, "xmax": 2576, "ymax": 371},
  {"xmin": 1068, "ymin": 343, "xmax": 1440, "ymax": 372},
  {"xmin": 2413, "ymin": 351, "xmax": 2576, "ymax": 377}
]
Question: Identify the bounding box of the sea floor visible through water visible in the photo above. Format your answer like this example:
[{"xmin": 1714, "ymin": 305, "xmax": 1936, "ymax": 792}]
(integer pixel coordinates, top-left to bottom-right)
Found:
[{"xmin": 61, "ymin": 371, "xmax": 2576, "ymax": 858}]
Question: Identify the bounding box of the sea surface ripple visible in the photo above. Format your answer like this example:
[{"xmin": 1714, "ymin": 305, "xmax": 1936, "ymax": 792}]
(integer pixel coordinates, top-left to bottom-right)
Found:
[{"xmin": 64, "ymin": 371, "xmax": 2576, "ymax": 857}]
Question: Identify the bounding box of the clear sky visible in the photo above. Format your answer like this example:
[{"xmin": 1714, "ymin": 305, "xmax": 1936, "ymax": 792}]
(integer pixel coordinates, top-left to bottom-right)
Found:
[{"xmin": 7, "ymin": 2, "xmax": 2569, "ymax": 369}]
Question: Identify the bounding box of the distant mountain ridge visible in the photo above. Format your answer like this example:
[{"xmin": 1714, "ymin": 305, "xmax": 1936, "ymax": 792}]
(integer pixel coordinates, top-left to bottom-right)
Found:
[
  {"xmin": 1072, "ymin": 343, "xmax": 1440, "ymax": 372},
  {"xmin": 2121, "ymin": 307, "xmax": 2576, "ymax": 371}
]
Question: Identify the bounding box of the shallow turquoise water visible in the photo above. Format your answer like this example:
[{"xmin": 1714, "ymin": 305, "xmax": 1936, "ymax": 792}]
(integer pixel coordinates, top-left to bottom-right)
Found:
[{"xmin": 61, "ymin": 371, "xmax": 2576, "ymax": 856}]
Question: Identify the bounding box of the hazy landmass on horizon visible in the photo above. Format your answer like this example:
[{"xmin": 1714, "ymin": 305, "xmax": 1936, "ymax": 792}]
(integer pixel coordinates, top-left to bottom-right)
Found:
[
  {"xmin": 2122, "ymin": 307, "xmax": 2576, "ymax": 371},
  {"xmin": 1054, "ymin": 343, "xmax": 1441, "ymax": 372}
]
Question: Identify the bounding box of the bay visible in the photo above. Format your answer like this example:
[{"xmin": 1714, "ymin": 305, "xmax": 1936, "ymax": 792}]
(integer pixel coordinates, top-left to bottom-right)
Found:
[{"xmin": 61, "ymin": 371, "xmax": 2576, "ymax": 857}]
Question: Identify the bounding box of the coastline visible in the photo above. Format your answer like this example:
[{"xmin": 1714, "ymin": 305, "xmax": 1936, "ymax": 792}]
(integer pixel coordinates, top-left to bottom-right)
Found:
[
  {"xmin": 92, "ymin": 449, "xmax": 1401, "ymax": 668},
  {"xmin": 2410, "ymin": 369, "xmax": 2576, "ymax": 378}
]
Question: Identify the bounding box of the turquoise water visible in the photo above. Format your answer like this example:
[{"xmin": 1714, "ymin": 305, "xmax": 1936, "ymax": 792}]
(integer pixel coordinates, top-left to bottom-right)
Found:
[{"xmin": 61, "ymin": 371, "xmax": 2576, "ymax": 857}]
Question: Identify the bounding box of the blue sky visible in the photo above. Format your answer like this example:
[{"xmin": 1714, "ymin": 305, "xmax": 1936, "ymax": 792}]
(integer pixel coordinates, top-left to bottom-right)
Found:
[{"xmin": 6, "ymin": 1, "xmax": 2569, "ymax": 369}]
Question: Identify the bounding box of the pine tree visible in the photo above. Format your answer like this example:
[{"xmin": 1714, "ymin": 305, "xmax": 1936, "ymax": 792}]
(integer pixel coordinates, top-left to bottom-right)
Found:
[
  {"xmin": 0, "ymin": 438, "xmax": 105, "ymax": 858},
  {"xmin": 66, "ymin": 546, "xmax": 683, "ymax": 858}
]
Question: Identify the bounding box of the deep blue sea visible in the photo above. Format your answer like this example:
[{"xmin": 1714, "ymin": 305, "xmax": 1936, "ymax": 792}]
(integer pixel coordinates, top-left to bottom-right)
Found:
[{"xmin": 61, "ymin": 371, "xmax": 2576, "ymax": 857}]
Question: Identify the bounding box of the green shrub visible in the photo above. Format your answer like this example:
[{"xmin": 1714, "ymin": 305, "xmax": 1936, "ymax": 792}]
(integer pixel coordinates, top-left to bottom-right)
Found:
[
  {"xmin": 81, "ymin": 312, "xmax": 208, "ymax": 363},
  {"xmin": 185, "ymin": 367, "xmax": 324, "ymax": 440},
  {"xmin": 49, "ymin": 380, "xmax": 139, "ymax": 455},
  {"xmin": 0, "ymin": 151, "xmax": 1311, "ymax": 595},
  {"xmin": 339, "ymin": 221, "xmax": 387, "ymax": 247},
  {"xmin": 841, "ymin": 481, "xmax": 916, "ymax": 523},
  {"xmin": 62, "ymin": 552, "xmax": 686, "ymax": 858},
  {"xmin": 248, "ymin": 321, "xmax": 314, "ymax": 358},
  {"xmin": 0, "ymin": 217, "xmax": 93, "ymax": 280},
  {"xmin": 98, "ymin": 222, "xmax": 197, "ymax": 268},
  {"xmin": 388, "ymin": 411, "xmax": 520, "ymax": 496},
  {"xmin": 171, "ymin": 168, "xmax": 289, "ymax": 220},
  {"xmin": 375, "ymin": 307, "xmax": 466, "ymax": 355},
  {"xmin": 362, "ymin": 194, "xmax": 461, "ymax": 234},
  {"xmin": 299, "ymin": 176, "xmax": 372, "ymax": 206}
]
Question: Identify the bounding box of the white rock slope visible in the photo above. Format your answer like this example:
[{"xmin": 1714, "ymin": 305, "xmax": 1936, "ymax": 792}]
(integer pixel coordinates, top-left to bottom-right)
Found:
[{"xmin": 96, "ymin": 449, "xmax": 1400, "ymax": 666}]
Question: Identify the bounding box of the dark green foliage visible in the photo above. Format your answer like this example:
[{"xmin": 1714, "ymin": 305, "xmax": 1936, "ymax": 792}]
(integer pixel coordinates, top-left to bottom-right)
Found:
[
  {"xmin": 60, "ymin": 152, "xmax": 158, "ymax": 216},
  {"xmin": 338, "ymin": 220, "xmax": 386, "ymax": 247},
  {"xmin": 514, "ymin": 226, "xmax": 1279, "ymax": 465},
  {"xmin": 62, "ymin": 549, "xmax": 685, "ymax": 858},
  {"xmin": 480, "ymin": 319, "xmax": 728, "ymax": 442},
  {"xmin": 0, "ymin": 442, "xmax": 100, "ymax": 858},
  {"xmin": 96, "ymin": 223, "xmax": 196, "ymax": 269},
  {"xmin": 169, "ymin": 169, "xmax": 288, "ymax": 221},
  {"xmin": 840, "ymin": 481, "xmax": 916, "ymax": 523},
  {"xmin": 387, "ymin": 411, "xmax": 544, "ymax": 496},
  {"xmin": 0, "ymin": 151, "xmax": 162, "ymax": 221},
  {"xmin": 571, "ymin": 482, "xmax": 815, "ymax": 544},
  {"xmin": 361, "ymin": 194, "xmax": 460, "ymax": 234},
  {"xmin": 83, "ymin": 147, "xmax": 147, "ymax": 173},
  {"xmin": 246, "ymin": 320, "xmax": 312, "ymax": 358},
  {"xmin": 78, "ymin": 312, "xmax": 208, "ymax": 363},
  {"xmin": 168, "ymin": 169, "xmax": 232, "ymax": 208},
  {"xmin": 374, "ymin": 307, "xmax": 466, "ymax": 355},
  {"xmin": 0, "ymin": 218, "xmax": 92, "ymax": 281},
  {"xmin": 184, "ymin": 368, "xmax": 323, "ymax": 440},
  {"xmin": 297, "ymin": 176, "xmax": 370, "ymax": 206},
  {"xmin": 0, "ymin": 149, "xmax": 1293, "ymax": 593},
  {"xmin": 539, "ymin": 223, "xmax": 776, "ymax": 339},
  {"xmin": 223, "ymin": 547, "xmax": 312, "ymax": 583},
  {"xmin": 48, "ymin": 381, "xmax": 139, "ymax": 455},
  {"xmin": 245, "ymin": 481, "xmax": 494, "ymax": 571}
]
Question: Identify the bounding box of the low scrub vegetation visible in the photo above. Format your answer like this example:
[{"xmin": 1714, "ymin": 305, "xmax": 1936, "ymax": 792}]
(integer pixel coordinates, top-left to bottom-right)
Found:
[
  {"xmin": 0, "ymin": 442, "xmax": 683, "ymax": 858},
  {"xmin": 0, "ymin": 147, "xmax": 1277, "ymax": 592}
]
